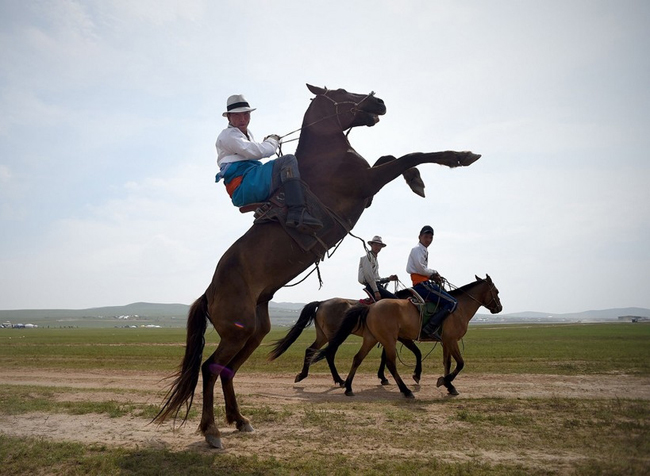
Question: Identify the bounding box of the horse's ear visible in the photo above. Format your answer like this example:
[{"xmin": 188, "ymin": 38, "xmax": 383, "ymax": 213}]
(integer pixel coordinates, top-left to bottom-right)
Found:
[
  {"xmin": 475, "ymin": 275, "xmax": 481, "ymax": 281},
  {"xmin": 486, "ymin": 274, "xmax": 492, "ymax": 282},
  {"xmin": 307, "ymin": 84, "xmax": 326, "ymax": 96}
]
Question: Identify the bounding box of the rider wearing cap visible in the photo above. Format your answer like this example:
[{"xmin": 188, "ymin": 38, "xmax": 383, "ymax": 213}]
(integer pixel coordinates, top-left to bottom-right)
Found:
[
  {"xmin": 358, "ymin": 235, "xmax": 398, "ymax": 301},
  {"xmin": 406, "ymin": 225, "xmax": 457, "ymax": 339},
  {"xmin": 215, "ymin": 94, "xmax": 322, "ymax": 233}
]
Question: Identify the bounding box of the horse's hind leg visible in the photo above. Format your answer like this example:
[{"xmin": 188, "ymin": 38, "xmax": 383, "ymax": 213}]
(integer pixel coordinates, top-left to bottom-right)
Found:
[
  {"xmin": 325, "ymin": 347, "xmax": 345, "ymax": 387},
  {"xmin": 383, "ymin": 343, "xmax": 414, "ymax": 398},
  {"xmin": 220, "ymin": 305, "xmax": 272, "ymax": 432},
  {"xmin": 200, "ymin": 332, "xmax": 256, "ymax": 448},
  {"xmin": 378, "ymin": 349, "xmax": 390, "ymax": 385},
  {"xmin": 400, "ymin": 338, "xmax": 422, "ymax": 384},
  {"xmin": 296, "ymin": 339, "xmax": 322, "ymax": 383}
]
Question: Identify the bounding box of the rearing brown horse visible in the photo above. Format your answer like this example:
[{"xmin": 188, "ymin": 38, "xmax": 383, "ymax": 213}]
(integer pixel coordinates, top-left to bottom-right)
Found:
[{"xmin": 153, "ymin": 84, "xmax": 481, "ymax": 448}]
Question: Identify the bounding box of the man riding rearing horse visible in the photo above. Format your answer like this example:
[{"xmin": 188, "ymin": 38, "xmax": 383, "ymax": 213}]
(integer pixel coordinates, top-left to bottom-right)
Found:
[{"xmin": 215, "ymin": 94, "xmax": 322, "ymax": 233}]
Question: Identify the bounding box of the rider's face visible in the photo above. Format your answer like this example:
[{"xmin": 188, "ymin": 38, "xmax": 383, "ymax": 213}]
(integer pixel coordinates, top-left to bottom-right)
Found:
[
  {"xmin": 228, "ymin": 111, "xmax": 251, "ymax": 134},
  {"xmin": 419, "ymin": 233, "xmax": 433, "ymax": 248}
]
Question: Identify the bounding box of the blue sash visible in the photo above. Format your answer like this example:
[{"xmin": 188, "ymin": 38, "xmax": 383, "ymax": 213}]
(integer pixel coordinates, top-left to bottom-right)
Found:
[{"xmin": 219, "ymin": 160, "xmax": 275, "ymax": 207}]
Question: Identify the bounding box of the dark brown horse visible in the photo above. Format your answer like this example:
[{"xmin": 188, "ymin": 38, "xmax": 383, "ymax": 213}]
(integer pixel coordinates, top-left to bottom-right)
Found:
[
  {"xmin": 153, "ymin": 84, "xmax": 481, "ymax": 448},
  {"xmin": 267, "ymin": 297, "xmax": 422, "ymax": 386},
  {"xmin": 314, "ymin": 275, "xmax": 502, "ymax": 398}
]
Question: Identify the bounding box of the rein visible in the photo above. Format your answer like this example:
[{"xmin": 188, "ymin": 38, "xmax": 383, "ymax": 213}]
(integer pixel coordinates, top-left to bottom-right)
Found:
[{"xmin": 447, "ymin": 280, "xmax": 500, "ymax": 312}]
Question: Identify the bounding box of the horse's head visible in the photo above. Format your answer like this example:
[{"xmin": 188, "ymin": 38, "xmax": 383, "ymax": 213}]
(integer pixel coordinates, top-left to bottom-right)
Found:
[
  {"xmin": 305, "ymin": 84, "xmax": 386, "ymax": 134},
  {"xmin": 475, "ymin": 274, "xmax": 503, "ymax": 314}
]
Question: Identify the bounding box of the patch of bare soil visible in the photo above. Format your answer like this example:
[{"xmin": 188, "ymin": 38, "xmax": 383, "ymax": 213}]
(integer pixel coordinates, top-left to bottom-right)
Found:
[{"xmin": 1, "ymin": 368, "xmax": 648, "ymax": 466}]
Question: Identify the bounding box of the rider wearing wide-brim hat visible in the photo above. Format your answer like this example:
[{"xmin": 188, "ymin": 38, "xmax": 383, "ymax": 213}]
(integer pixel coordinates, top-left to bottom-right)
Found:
[
  {"xmin": 215, "ymin": 94, "xmax": 322, "ymax": 233},
  {"xmin": 358, "ymin": 235, "xmax": 398, "ymax": 301}
]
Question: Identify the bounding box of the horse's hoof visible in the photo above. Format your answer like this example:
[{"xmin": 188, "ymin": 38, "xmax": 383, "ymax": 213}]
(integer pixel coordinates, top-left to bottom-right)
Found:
[
  {"xmin": 412, "ymin": 375, "xmax": 421, "ymax": 384},
  {"xmin": 237, "ymin": 421, "xmax": 254, "ymax": 433},
  {"xmin": 448, "ymin": 388, "xmax": 459, "ymax": 396},
  {"xmin": 459, "ymin": 152, "xmax": 481, "ymax": 166},
  {"xmin": 436, "ymin": 377, "xmax": 445, "ymax": 388},
  {"xmin": 380, "ymin": 378, "xmax": 389, "ymax": 386},
  {"xmin": 295, "ymin": 374, "xmax": 305, "ymax": 383},
  {"xmin": 336, "ymin": 380, "xmax": 345, "ymax": 387},
  {"xmin": 345, "ymin": 390, "xmax": 355, "ymax": 397},
  {"xmin": 205, "ymin": 435, "xmax": 224, "ymax": 449}
]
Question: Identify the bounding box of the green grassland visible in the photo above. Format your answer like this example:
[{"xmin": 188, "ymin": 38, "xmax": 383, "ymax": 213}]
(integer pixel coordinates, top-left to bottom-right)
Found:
[
  {"xmin": 1, "ymin": 322, "xmax": 649, "ymax": 375},
  {"xmin": 1, "ymin": 323, "xmax": 649, "ymax": 475}
]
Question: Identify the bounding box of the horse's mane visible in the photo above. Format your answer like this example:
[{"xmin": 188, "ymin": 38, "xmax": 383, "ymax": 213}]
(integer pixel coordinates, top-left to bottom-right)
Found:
[{"xmin": 449, "ymin": 279, "xmax": 483, "ymax": 297}]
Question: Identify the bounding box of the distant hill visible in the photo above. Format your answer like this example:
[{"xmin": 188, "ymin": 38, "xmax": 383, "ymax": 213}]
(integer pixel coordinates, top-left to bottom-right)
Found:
[{"xmin": 1, "ymin": 303, "xmax": 649, "ymax": 328}]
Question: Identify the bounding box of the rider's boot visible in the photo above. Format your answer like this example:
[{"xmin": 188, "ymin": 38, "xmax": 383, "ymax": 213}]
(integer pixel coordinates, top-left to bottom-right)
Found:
[
  {"xmin": 421, "ymin": 309, "xmax": 450, "ymax": 340},
  {"xmin": 283, "ymin": 178, "xmax": 323, "ymax": 233}
]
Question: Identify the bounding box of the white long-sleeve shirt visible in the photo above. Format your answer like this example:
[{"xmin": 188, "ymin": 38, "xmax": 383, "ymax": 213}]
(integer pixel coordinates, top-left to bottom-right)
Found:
[
  {"xmin": 358, "ymin": 252, "xmax": 381, "ymax": 293},
  {"xmin": 406, "ymin": 242, "xmax": 437, "ymax": 277},
  {"xmin": 216, "ymin": 125, "xmax": 279, "ymax": 167}
]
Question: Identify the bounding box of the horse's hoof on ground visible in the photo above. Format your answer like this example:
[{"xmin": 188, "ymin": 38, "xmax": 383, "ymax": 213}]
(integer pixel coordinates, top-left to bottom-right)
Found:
[
  {"xmin": 404, "ymin": 392, "xmax": 415, "ymax": 399},
  {"xmin": 459, "ymin": 152, "xmax": 481, "ymax": 166},
  {"xmin": 345, "ymin": 390, "xmax": 355, "ymax": 397},
  {"xmin": 237, "ymin": 421, "xmax": 254, "ymax": 432},
  {"xmin": 295, "ymin": 374, "xmax": 305, "ymax": 383},
  {"xmin": 448, "ymin": 388, "xmax": 459, "ymax": 396},
  {"xmin": 436, "ymin": 377, "xmax": 445, "ymax": 388},
  {"xmin": 380, "ymin": 378, "xmax": 389, "ymax": 386},
  {"xmin": 205, "ymin": 435, "xmax": 224, "ymax": 449}
]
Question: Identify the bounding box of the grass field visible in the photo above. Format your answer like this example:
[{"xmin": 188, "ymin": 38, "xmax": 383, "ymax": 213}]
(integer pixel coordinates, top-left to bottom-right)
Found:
[{"xmin": 0, "ymin": 322, "xmax": 649, "ymax": 475}]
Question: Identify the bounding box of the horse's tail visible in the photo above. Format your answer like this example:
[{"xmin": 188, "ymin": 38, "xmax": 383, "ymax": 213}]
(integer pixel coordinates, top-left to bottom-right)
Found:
[
  {"xmin": 312, "ymin": 304, "xmax": 369, "ymax": 364},
  {"xmin": 152, "ymin": 294, "xmax": 208, "ymax": 425},
  {"xmin": 267, "ymin": 300, "xmax": 321, "ymax": 361}
]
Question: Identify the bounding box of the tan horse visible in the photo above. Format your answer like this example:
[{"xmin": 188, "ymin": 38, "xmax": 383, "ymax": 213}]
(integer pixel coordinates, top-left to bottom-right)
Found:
[
  {"xmin": 153, "ymin": 84, "xmax": 481, "ymax": 449},
  {"xmin": 268, "ymin": 297, "xmax": 422, "ymax": 386},
  {"xmin": 314, "ymin": 275, "xmax": 502, "ymax": 398}
]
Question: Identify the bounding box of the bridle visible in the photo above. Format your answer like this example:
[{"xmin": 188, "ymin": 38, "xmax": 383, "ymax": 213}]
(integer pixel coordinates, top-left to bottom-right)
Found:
[{"xmin": 278, "ymin": 90, "xmax": 377, "ymax": 143}]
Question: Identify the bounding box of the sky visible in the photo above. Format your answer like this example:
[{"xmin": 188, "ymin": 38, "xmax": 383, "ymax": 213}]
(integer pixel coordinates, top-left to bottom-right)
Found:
[{"xmin": 1, "ymin": 0, "xmax": 649, "ymax": 314}]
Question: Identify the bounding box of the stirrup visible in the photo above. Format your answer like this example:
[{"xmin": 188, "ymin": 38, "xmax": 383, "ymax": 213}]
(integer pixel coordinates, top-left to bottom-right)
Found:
[{"xmin": 286, "ymin": 209, "xmax": 323, "ymax": 233}]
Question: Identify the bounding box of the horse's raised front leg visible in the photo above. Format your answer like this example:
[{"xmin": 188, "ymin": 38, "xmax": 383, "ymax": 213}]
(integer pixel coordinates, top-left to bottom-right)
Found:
[
  {"xmin": 373, "ymin": 156, "xmax": 425, "ymax": 198},
  {"xmin": 366, "ymin": 151, "xmax": 481, "ymax": 198}
]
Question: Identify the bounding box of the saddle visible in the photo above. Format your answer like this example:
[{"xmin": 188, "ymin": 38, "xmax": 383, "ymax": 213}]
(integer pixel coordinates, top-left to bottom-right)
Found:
[{"xmin": 239, "ymin": 181, "xmax": 350, "ymax": 260}]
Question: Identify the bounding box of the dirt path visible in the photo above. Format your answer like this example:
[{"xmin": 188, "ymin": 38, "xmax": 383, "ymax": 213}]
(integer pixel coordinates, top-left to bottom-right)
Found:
[{"xmin": 1, "ymin": 368, "xmax": 649, "ymax": 457}]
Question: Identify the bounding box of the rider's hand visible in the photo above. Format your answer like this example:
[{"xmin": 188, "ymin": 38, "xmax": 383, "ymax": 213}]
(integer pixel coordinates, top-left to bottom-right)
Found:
[
  {"xmin": 264, "ymin": 134, "xmax": 281, "ymax": 143},
  {"xmin": 389, "ymin": 274, "xmax": 398, "ymax": 281},
  {"xmin": 374, "ymin": 291, "xmax": 381, "ymax": 301},
  {"xmin": 431, "ymin": 273, "xmax": 443, "ymax": 284}
]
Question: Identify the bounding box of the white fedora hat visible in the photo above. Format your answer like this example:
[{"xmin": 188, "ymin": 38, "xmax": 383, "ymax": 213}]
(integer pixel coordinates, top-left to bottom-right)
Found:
[
  {"xmin": 222, "ymin": 94, "xmax": 256, "ymax": 117},
  {"xmin": 367, "ymin": 235, "xmax": 387, "ymax": 247}
]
